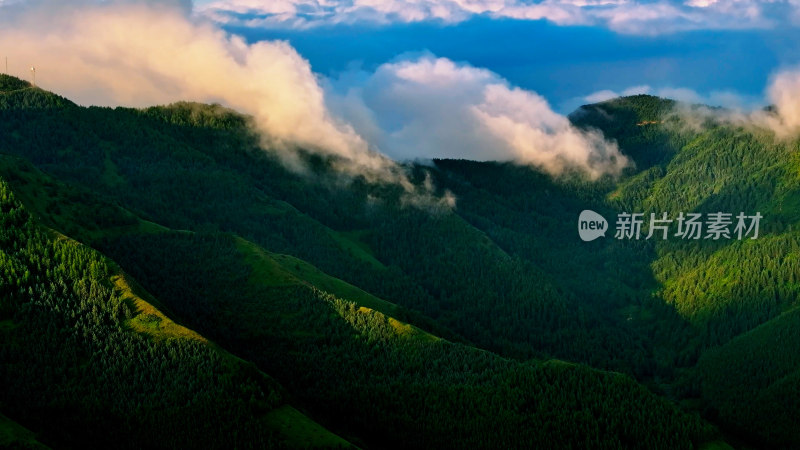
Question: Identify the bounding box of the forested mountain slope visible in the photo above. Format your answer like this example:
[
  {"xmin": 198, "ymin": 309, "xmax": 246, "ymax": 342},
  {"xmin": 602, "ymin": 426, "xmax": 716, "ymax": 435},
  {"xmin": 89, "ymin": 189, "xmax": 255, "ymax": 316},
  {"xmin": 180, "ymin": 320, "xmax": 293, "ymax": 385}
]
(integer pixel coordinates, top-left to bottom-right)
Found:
[
  {"xmin": 2, "ymin": 73, "xmax": 798, "ymax": 448},
  {"xmin": 0, "ymin": 126, "xmax": 713, "ymax": 449},
  {"xmin": 0, "ymin": 176, "xmax": 352, "ymax": 449}
]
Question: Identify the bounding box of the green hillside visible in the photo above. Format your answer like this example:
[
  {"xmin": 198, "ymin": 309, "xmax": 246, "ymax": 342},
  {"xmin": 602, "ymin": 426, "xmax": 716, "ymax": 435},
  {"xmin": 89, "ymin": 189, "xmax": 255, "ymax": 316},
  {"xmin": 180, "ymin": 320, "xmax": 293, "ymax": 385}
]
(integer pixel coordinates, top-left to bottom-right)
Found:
[
  {"xmin": 5, "ymin": 158, "xmax": 709, "ymax": 448},
  {"xmin": 1, "ymin": 76, "xmax": 798, "ymax": 448},
  {"xmin": 0, "ymin": 176, "xmax": 351, "ymax": 449},
  {"xmin": 96, "ymin": 230, "xmax": 715, "ymax": 450}
]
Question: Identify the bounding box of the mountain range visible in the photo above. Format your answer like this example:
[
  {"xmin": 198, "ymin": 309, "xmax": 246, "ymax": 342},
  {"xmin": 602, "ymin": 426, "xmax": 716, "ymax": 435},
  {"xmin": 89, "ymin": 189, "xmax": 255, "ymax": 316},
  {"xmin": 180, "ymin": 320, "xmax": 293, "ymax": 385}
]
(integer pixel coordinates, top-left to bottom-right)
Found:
[{"xmin": 1, "ymin": 73, "xmax": 797, "ymax": 449}]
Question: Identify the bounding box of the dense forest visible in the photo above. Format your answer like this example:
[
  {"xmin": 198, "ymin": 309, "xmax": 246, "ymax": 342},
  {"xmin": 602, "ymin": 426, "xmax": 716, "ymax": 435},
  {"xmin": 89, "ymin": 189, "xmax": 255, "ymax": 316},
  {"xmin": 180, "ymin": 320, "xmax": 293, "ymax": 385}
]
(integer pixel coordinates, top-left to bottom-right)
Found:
[
  {"xmin": 0, "ymin": 180, "xmax": 290, "ymax": 449},
  {"xmin": 1, "ymin": 73, "xmax": 798, "ymax": 448}
]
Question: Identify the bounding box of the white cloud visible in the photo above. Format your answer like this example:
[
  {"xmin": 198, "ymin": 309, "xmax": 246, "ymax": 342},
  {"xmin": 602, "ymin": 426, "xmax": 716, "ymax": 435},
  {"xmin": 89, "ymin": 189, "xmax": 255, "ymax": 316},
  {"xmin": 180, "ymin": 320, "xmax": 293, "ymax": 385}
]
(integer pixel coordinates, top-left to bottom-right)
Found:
[
  {"xmin": 195, "ymin": 0, "xmax": 799, "ymax": 34},
  {"xmin": 0, "ymin": 0, "xmax": 440, "ymax": 202},
  {"xmin": 330, "ymin": 55, "xmax": 629, "ymax": 178}
]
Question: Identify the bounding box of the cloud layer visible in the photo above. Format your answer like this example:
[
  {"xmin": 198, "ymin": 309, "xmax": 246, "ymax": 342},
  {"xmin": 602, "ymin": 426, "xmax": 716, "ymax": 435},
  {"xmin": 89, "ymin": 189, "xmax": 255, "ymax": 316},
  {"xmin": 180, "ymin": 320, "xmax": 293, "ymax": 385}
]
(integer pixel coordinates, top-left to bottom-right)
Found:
[
  {"xmin": 196, "ymin": 0, "xmax": 800, "ymax": 35},
  {"xmin": 0, "ymin": 1, "xmax": 629, "ymax": 183}
]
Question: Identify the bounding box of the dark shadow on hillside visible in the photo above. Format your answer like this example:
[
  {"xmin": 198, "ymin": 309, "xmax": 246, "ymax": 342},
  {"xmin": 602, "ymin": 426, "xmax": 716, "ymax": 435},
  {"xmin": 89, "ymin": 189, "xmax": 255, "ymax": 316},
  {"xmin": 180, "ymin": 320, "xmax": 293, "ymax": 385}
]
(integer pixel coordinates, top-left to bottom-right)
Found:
[{"xmin": 430, "ymin": 159, "xmax": 696, "ymax": 382}]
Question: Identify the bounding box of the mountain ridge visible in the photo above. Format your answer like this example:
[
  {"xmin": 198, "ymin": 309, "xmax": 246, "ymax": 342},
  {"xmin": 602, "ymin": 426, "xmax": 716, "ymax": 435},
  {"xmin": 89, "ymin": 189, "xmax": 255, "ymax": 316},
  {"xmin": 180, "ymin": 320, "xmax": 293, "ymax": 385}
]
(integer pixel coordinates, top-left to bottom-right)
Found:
[{"xmin": 2, "ymin": 75, "xmax": 798, "ymax": 448}]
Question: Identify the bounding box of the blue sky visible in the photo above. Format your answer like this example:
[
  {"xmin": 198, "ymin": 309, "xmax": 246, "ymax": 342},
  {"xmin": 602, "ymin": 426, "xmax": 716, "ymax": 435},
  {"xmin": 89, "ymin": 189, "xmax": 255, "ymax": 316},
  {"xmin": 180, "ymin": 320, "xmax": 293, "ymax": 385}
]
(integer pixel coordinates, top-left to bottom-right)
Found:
[
  {"xmin": 196, "ymin": 0, "xmax": 800, "ymax": 112},
  {"xmin": 231, "ymin": 19, "xmax": 780, "ymax": 112}
]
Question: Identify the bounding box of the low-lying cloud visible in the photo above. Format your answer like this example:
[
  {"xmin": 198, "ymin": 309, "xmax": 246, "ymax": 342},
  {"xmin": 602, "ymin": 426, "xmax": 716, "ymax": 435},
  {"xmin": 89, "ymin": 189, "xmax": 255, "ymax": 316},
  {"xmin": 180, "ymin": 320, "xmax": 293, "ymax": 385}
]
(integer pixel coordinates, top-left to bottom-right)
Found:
[{"xmin": 330, "ymin": 55, "xmax": 629, "ymax": 178}]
